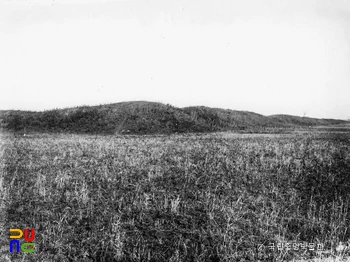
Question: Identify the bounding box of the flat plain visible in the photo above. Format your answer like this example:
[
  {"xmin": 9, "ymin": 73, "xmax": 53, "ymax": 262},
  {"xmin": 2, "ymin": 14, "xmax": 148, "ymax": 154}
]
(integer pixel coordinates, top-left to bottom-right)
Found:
[{"xmin": 0, "ymin": 128, "xmax": 350, "ymax": 261}]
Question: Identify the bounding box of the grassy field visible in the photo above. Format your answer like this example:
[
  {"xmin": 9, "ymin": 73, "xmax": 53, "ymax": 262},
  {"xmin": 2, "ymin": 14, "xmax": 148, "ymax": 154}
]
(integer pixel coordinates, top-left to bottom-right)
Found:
[{"xmin": 0, "ymin": 129, "xmax": 350, "ymax": 261}]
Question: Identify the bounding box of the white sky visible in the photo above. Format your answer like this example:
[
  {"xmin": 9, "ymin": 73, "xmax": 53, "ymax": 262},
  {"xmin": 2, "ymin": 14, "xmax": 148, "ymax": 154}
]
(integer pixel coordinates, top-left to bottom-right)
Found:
[{"xmin": 0, "ymin": 0, "xmax": 350, "ymax": 119}]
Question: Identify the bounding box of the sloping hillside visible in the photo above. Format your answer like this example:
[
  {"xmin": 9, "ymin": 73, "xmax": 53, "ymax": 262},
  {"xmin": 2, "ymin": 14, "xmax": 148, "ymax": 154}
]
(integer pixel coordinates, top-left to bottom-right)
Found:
[
  {"xmin": 183, "ymin": 106, "xmax": 278, "ymax": 130},
  {"xmin": 0, "ymin": 101, "xmax": 347, "ymax": 134},
  {"xmin": 267, "ymin": 114, "xmax": 347, "ymax": 126},
  {"xmin": 1, "ymin": 102, "xmax": 206, "ymax": 134}
]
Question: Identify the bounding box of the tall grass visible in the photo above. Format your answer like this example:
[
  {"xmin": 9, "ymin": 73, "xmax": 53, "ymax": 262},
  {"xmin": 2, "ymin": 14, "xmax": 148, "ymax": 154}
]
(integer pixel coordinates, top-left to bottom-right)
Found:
[{"xmin": 1, "ymin": 131, "xmax": 350, "ymax": 261}]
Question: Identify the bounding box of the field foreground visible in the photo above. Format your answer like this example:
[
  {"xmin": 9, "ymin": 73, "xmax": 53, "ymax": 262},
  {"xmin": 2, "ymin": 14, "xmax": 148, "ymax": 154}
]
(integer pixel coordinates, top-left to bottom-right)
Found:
[{"xmin": 0, "ymin": 130, "xmax": 350, "ymax": 261}]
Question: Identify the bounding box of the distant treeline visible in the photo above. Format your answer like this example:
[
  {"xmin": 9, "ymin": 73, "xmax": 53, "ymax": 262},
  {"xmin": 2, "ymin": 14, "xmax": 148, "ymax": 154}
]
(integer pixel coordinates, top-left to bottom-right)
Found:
[{"xmin": 1, "ymin": 101, "xmax": 347, "ymax": 134}]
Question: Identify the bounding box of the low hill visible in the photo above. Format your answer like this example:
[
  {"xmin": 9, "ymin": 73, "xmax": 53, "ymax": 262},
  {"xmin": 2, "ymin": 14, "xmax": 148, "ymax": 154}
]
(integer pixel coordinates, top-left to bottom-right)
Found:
[
  {"xmin": 183, "ymin": 106, "xmax": 278, "ymax": 130},
  {"xmin": 267, "ymin": 114, "xmax": 346, "ymax": 126},
  {"xmin": 0, "ymin": 101, "xmax": 347, "ymax": 134}
]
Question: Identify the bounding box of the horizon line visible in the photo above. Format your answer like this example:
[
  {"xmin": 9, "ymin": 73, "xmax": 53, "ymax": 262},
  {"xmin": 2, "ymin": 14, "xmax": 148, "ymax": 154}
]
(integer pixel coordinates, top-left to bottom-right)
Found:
[{"xmin": 1, "ymin": 100, "xmax": 348, "ymax": 121}]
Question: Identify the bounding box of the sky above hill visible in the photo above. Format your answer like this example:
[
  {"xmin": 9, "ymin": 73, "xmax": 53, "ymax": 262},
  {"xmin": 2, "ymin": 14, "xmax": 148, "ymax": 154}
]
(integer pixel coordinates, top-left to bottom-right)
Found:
[{"xmin": 0, "ymin": 0, "xmax": 350, "ymax": 119}]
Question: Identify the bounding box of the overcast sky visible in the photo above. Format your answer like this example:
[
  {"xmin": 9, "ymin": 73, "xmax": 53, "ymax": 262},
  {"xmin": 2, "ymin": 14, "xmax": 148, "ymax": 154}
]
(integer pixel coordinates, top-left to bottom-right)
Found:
[{"xmin": 0, "ymin": 0, "xmax": 349, "ymax": 119}]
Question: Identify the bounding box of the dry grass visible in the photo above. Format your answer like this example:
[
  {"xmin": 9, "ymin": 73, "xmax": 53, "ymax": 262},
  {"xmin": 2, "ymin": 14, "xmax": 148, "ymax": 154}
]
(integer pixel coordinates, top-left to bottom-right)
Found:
[{"xmin": 0, "ymin": 130, "xmax": 350, "ymax": 261}]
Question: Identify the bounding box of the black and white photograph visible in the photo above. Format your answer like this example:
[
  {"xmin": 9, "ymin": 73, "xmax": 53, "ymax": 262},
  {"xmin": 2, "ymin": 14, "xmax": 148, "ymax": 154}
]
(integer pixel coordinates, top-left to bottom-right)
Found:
[{"xmin": 0, "ymin": 0, "xmax": 350, "ymax": 261}]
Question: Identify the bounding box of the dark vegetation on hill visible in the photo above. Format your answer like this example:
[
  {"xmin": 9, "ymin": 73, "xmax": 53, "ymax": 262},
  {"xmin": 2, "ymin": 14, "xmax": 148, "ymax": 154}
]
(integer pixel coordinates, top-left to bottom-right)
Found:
[
  {"xmin": 0, "ymin": 101, "xmax": 347, "ymax": 134},
  {"xmin": 267, "ymin": 114, "xmax": 347, "ymax": 126}
]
